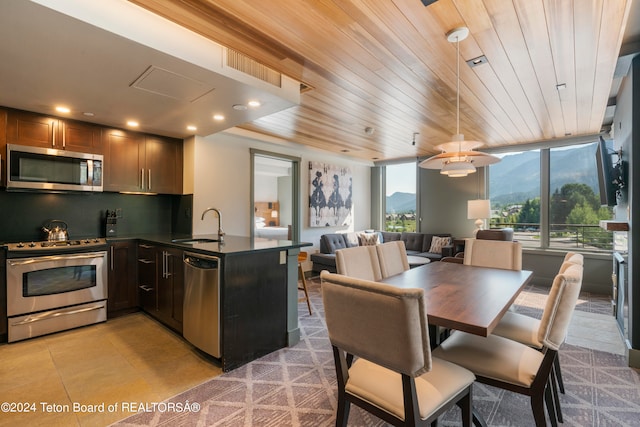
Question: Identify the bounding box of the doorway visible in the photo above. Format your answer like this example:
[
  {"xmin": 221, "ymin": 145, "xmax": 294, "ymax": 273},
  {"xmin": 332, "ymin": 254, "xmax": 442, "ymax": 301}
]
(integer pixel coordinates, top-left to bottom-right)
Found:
[{"xmin": 250, "ymin": 150, "xmax": 300, "ymax": 240}]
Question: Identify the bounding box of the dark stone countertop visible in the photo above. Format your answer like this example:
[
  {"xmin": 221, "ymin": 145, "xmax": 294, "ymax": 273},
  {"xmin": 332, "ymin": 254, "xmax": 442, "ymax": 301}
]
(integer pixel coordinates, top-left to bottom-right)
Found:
[{"xmin": 108, "ymin": 233, "xmax": 312, "ymax": 257}]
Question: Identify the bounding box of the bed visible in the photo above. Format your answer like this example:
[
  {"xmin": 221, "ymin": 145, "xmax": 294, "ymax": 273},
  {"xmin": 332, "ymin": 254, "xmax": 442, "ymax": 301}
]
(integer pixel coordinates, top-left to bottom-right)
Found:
[{"xmin": 254, "ymin": 224, "xmax": 290, "ymax": 240}]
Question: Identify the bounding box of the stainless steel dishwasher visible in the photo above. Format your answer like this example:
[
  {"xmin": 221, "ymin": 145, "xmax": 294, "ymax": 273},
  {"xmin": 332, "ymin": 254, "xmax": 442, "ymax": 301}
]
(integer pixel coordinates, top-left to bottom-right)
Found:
[{"xmin": 183, "ymin": 251, "xmax": 221, "ymax": 358}]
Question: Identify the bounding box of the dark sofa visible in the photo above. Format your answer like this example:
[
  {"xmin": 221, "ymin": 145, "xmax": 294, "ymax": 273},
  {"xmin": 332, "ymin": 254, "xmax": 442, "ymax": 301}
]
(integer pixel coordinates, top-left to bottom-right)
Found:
[{"xmin": 310, "ymin": 231, "xmax": 454, "ymax": 275}]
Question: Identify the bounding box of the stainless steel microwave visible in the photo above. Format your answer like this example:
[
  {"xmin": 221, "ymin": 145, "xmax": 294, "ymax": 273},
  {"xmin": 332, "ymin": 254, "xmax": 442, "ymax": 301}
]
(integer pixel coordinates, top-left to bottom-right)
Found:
[{"xmin": 6, "ymin": 144, "xmax": 103, "ymax": 192}]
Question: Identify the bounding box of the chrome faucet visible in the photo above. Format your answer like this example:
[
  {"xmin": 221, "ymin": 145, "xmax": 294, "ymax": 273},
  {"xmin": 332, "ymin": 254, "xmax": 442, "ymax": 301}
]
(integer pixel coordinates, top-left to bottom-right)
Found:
[{"xmin": 201, "ymin": 207, "xmax": 225, "ymax": 242}]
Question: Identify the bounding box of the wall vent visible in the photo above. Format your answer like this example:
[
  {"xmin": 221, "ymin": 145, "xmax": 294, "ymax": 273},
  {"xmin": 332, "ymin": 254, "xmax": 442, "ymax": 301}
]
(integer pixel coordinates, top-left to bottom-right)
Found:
[{"xmin": 226, "ymin": 49, "xmax": 281, "ymax": 87}]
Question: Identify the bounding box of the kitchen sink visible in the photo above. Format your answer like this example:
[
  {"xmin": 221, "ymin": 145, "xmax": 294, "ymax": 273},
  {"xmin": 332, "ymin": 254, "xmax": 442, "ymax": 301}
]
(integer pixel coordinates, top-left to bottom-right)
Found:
[{"xmin": 171, "ymin": 238, "xmax": 220, "ymax": 244}]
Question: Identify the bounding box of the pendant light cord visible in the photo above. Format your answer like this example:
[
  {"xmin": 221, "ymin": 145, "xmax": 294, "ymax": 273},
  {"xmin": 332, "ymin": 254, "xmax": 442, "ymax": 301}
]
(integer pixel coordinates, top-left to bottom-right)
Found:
[
  {"xmin": 456, "ymin": 35, "xmax": 460, "ymax": 136},
  {"xmin": 456, "ymin": 34, "xmax": 461, "ymax": 153}
]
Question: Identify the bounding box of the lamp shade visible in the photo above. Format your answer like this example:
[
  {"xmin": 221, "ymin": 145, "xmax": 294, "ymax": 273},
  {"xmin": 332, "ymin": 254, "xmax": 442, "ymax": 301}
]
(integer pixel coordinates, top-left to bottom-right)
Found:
[
  {"xmin": 441, "ymin": 160, "xmax": 476, "ymax": 177},
  {"xmin": 467, "ymin": 199, "xmax": 491, "ymax": 220}
]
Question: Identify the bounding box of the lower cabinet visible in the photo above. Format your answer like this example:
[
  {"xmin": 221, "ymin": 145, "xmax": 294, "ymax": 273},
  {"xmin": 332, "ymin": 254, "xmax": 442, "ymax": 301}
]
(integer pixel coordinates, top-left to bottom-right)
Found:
[
  {"xmin": 137, "ymin": 243, "xmax": 184, "ymax": 333},
  {"xmin": 0, "ymin": 248, "xmax": 7, "ymax": 343},
  {"xmin": 107, "ymin": 240, "xmax": 138, "ymax": 318}
]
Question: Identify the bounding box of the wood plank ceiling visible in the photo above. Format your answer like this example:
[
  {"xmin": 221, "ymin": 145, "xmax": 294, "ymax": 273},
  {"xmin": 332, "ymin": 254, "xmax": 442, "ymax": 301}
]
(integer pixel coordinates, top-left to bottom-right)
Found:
[{"xmin": 131, "ymin": 0, "xmax": 632, "ymax": 163}]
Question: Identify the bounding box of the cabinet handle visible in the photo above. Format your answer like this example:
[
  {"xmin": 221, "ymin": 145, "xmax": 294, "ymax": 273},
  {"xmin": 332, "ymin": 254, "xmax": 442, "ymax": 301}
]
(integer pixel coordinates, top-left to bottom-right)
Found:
[
  {"xmin": 138, "ymin": 259, "xmax": 154, "ymax": 264},
  {"xmin": 141, "ymin": 168, "xmax": 145, "ymax": 190},
  {"xmin": 148, "ymin": 169, "xmax": 152, "ymax": 190},
  {"xmin": 139, "ymin": 285, "xmax": 154, "ymax": 292},
  {"xmin": 139, "ymin": 244, "xmax": 153, "ymax": 249},
  {"xmin": 110, "ymin": 246, "xmax": 114, "ymax": 270},
  {"xmin": 165, "ymin": 251, "xmax": 172, "ymax": 278}
]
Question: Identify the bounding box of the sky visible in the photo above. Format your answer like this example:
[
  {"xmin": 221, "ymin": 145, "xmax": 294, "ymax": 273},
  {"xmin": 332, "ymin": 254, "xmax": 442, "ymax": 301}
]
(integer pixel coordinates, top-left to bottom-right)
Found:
[{"xmin": 386, "ymin": 163, "xmax": 416, "ymax": 196}]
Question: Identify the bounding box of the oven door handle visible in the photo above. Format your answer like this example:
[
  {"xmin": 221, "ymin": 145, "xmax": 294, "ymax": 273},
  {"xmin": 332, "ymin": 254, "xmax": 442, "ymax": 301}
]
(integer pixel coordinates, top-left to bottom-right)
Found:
[
  {"xmin": 7, "ymin": 252, "xmax": 106, "ymax": 266},
  {"xmin": 10, "ymin": 303, "xmax": 106, "ymax": 326}
]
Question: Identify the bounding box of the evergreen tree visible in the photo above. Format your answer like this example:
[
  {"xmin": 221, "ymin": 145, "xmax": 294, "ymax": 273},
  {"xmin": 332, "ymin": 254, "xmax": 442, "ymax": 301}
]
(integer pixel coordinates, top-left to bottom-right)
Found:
[{"xmin": 517, "ymin": 198, "xmax": 540, "ymax": 225}]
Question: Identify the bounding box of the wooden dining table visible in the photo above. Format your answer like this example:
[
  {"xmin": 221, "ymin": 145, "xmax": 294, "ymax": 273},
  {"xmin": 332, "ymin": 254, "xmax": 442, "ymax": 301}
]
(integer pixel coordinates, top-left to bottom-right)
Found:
[{"xmin": 378, "ymin": 261, "xmax": 533, "ymax": 337}]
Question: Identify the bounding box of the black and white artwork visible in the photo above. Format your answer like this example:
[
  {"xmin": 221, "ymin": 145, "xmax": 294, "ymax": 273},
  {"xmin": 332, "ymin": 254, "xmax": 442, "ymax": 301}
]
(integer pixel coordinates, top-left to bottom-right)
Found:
[{"xmin": 309, "ymin": 161, "xmax": 353, "ymax": 227}]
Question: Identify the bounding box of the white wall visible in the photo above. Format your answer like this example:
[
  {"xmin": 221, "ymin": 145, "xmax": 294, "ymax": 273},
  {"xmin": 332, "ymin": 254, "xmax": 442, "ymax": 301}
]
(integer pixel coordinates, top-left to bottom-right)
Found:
[
  {"xmin": 186, "ymin": 130, "xmax": 373, "ymax": 256},
  {"xmin": 254, "ymin": 175, "xmax": 279, "ymax": 201}
]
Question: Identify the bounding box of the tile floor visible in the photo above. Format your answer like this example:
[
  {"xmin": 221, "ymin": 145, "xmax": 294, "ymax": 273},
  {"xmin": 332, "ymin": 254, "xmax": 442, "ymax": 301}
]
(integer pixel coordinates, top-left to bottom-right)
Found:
[
  {"xmin": 0, "ymin": 282, "xmax": 626, "ymax": 427},
  {"xmin": 0, "ymin": 313, "xmax": 221, "ymax": 427}
]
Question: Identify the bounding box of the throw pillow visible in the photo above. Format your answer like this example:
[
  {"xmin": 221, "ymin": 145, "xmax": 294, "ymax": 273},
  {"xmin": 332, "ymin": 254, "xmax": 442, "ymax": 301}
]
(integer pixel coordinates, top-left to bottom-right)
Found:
[
  {"xmin": 429, "ymin": 236, "xmax": 452, "ymax": 254},
  {"xmin": 358, "ymin": 232, "xmax": 379, "ymax": 246}
]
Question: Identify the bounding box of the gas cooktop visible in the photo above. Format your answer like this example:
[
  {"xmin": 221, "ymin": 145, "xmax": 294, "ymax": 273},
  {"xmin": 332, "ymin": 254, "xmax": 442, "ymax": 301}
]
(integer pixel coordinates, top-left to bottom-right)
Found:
[{"xmin": 5, "ymin": 238, "xmax": 107, "ymax": 253}]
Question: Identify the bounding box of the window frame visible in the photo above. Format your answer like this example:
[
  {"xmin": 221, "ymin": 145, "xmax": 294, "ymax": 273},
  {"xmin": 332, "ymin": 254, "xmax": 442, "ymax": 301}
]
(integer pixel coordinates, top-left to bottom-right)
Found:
[{"xmin": 488, "ymin": 140, "xmax": 614, "ymax": 253}]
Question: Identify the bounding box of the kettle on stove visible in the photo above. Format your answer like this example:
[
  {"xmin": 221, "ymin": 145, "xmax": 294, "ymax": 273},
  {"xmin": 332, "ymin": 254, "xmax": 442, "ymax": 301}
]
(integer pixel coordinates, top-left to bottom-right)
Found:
[{"xmin": 42, "ymin": 220, "xmax": 69, "ymax": 241}]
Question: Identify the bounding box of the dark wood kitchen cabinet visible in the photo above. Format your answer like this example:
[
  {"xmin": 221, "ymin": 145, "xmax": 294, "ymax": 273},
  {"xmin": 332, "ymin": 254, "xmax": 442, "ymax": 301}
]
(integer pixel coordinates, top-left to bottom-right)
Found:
[
  {"xmin": 137, "ymin": 243, "xmax": 184, "ymax": 333},
  {"xmin": 0, "ymin": 247, "xmax": 7, "ymax": 343},
  {"xmin": 137, "ymin": 243, "xmax": 157, "ymax": 314},
  {"xmin": 156, "ymin": 246, "xmax": 184, "ymax": 332},
  {"xmin": 103, "ymin": 129, "xmax": 182, "ymax": 194},
  {"xmin": 0, "ymin": 108, "xmax": 6, "ymax": 187},
  {"xmin": 6, "ymin": 109, "xmax": 102, "ymax": 154},
  {"xmin": 107, "ymin": 240, "xmax": 138, "ymax": 318}
]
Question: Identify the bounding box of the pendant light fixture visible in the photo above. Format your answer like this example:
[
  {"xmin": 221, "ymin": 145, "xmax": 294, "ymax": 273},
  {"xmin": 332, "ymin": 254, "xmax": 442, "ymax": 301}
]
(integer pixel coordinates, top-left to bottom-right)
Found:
[{"xmin": 419, "ymin": 27, "xmax": 500, "ymax": 177}]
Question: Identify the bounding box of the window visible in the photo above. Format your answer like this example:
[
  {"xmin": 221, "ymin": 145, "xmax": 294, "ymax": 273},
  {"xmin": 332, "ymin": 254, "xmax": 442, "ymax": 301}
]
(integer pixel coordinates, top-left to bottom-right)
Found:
[
  {"xmin": 384, "ymin": 163, "xmax": 416, "ymax": 232},
  {"xmin": 489, "ymin": 150, "xmax": 541, "ymax": 248},
  {"xmin": 549, "ymin": 143, "xmax": 613, "ymax": 250},
  {"xmin": 489, "ymin": 142, "xmax": 614, "ymax": 252}
]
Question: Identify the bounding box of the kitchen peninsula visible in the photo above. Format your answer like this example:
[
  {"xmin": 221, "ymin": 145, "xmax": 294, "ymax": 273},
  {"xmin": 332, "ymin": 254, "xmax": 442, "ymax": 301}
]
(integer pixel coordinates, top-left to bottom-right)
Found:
[
  {"xmin": 125, "ymin": 234, "xmax": 311, "ymax": 371},
  {"xmin": 109, "ymin": 234, "xmax": 312, "ymax": 372}
]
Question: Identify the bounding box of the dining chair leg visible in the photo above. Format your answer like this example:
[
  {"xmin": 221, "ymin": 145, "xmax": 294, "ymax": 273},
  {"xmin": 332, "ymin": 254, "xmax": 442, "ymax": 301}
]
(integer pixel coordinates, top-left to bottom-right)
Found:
[
  {"xmin": 472, "ymin": 408, "xmax": 488, "ymax": 427},
  {"xmin": 553, "ymin": 357, "xmax": 565, "ymax": 394},
  {"xmin": 298, "ymin": 262, "xmax": 312, "ymax": 315},
  {"xmin": 531, "ymin": 389, "xmax": 548, "ymax": 427},
  {"xmin": 550, "ymin": 367, "xmax": 563, "ymax": 423},
  {"xmin": 543, "ymin": 383, "xmax": 558, "ymax": 427}
]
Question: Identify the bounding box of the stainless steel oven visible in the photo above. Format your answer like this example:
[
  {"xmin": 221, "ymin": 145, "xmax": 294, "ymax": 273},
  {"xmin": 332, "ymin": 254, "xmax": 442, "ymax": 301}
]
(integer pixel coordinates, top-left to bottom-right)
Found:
[{"xmin": 5, "ymin": 240, "xmax": 107, "ymax": 342}]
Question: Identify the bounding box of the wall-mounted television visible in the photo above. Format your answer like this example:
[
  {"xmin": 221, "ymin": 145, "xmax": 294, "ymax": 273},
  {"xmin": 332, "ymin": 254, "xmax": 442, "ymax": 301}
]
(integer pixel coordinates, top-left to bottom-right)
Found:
[{"xmin": 595, "ymin": 136, "xmax": 618, "ymax": 206}]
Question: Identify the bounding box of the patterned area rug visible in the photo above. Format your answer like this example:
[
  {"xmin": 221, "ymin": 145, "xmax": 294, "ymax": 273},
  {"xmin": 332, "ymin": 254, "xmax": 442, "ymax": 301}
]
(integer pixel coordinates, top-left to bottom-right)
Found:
[{"xmin": 114, "ymin": 278, "xmax": 640, "ymax": 427}]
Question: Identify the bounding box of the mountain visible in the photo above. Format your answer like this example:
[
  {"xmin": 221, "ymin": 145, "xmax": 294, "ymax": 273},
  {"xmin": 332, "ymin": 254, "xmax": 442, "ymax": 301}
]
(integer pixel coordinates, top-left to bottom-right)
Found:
[
  {"xmin": 489, "ymin": 143, "xmax": 599, "ymax": 206},
  {"xmin": 385, "ymin": 143, "xmax": 600, "ymax": 212},
  {"xmin": 386, "ymin": 192, "xmax": 416, "ymax": 214}
]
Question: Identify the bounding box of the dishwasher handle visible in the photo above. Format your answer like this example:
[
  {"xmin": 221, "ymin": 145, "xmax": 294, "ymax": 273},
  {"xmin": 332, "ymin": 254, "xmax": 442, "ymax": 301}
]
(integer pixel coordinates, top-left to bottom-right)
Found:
[{"xmin": 183, "ymin": 251, "xmax": 219, "ymax": 269}]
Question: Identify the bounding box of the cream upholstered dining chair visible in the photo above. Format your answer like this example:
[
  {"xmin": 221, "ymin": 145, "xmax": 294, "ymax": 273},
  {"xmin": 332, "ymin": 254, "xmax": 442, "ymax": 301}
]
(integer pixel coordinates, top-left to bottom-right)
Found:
[
  {"xmin": 376, "ymin": 241, "xmax": 411, "ymax": 278},
  {"xmin": 492, "ymin": 253, "xmax": 584, "ymax": 406},
  {"xmin": 559, "ymin": 251, "xmax": 584, "ymax": 273},
  {"xmin": 433, "ymin": 263, "xmax": 584, "ymax": 427},
  {"xmin": 320, "ymin": 271, "xmax": 475, "ymax": 426},
  {"xmin": 335, "ymin": 245, "xmax": 382, "ymax": 281},
  {"xmin": 463, "ymin": 239, "xmax": 522, "ymax": 270}
]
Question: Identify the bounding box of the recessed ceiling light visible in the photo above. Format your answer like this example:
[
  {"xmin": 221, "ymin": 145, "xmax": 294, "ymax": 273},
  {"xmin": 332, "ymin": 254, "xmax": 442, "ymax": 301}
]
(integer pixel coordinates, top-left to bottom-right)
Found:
[
  {"xmin": 83, "ymin": 112, "xmax": 95, "ymax": 117},
  {"xmin": 213, "ymin": 114, "xmax": 225, "ymax": 121},
  {"xmin": 247, "ymin": 100, "xmax": 261, "ymax": 107},
  {"xmin": 55, "ymin": 106, "xmax": 70, "ymax": 114},
  {"xmin": 466, "ymin": 55, "xmax": 487, "ymax": 68},
  {"xmin": 127, "ymin": 120, "xmax": 139, "ymax": 127},
  {"xmin": 187, "ymin": 125, "xmax": 197, "ymax": 131},
  {"xmin": 232, "ymin": 104, "xmax": 248, "ymax": 111}
]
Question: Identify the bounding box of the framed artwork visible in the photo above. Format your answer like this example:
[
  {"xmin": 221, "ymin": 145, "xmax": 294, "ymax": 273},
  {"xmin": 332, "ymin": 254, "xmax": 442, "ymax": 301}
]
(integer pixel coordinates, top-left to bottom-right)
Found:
[{"xmin": 309, "ymin": 161, "xmax": 353, "ymax": 227}]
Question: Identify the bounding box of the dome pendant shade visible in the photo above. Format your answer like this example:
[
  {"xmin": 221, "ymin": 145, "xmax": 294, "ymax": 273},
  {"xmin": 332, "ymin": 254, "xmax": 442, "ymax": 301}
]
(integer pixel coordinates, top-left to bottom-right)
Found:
[{"xmin": 440, "ymin": 159, "xmax": 476, "ymax": 177}]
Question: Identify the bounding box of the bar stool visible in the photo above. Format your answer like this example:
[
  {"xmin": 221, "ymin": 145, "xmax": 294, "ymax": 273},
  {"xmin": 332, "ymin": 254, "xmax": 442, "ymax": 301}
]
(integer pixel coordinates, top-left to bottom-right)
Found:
[{"xmin": 298, "ymin": 251, "xmax": 312, "ymax": 315}]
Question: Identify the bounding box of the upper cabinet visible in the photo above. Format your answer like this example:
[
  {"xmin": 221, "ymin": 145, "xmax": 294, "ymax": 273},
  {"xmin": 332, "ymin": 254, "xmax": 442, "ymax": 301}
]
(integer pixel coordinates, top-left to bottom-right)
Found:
[
  {"xmin": 6, "ymin": 109, "xmax": 102, "ymax": 154},
  {"xmin": 103, "ymin": 128, "xmax": 182, "ymax": 194}
]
